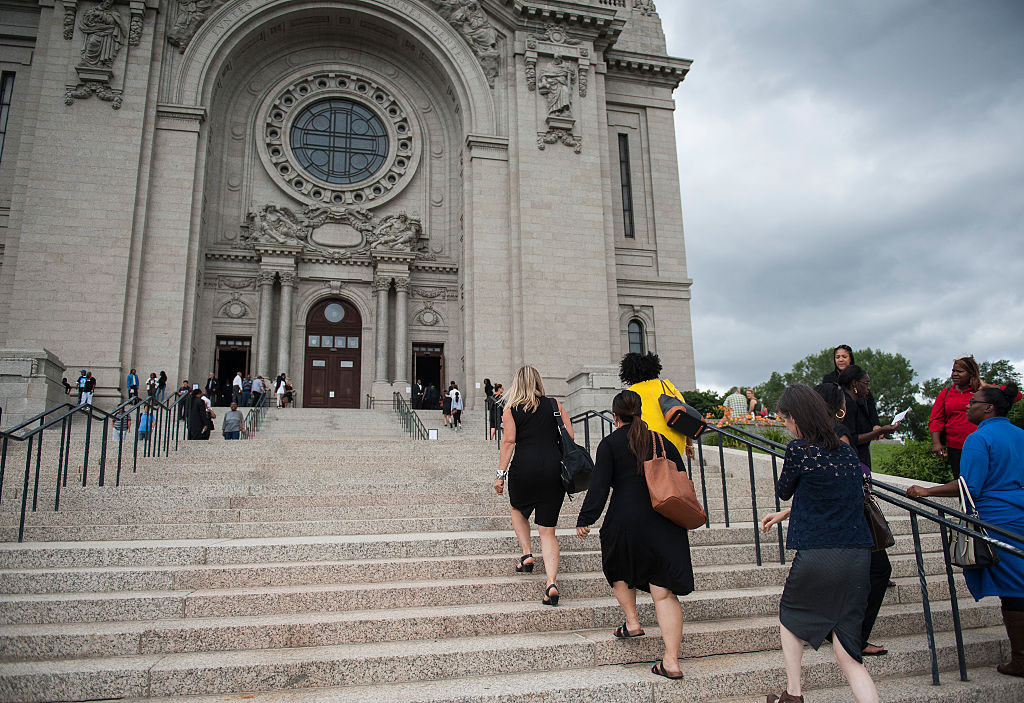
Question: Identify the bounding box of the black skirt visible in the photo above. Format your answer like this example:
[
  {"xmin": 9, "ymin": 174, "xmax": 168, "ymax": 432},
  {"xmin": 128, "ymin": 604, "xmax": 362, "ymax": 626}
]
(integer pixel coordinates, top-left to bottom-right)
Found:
[{"xmin": 780, "ymin": 548, "xmax": 870, "ymax": 662}]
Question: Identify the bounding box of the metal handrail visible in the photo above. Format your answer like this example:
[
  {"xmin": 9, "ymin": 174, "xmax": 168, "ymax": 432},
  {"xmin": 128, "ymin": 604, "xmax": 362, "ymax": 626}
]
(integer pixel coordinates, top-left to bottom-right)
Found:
[
  {"xmin": 565, "ymin": 404, "xmax": 1023, "ymax": 687},
  {"xmin": 242, "ymin": 391, "xmax": 270, "ymax": 439},
  {"xmin": 392, "ymin": 392, "xmax": 428, "ymax": 440},
  {"xmin": 1, "ymin": 385, "xmax": 271, "ymax": 543}
]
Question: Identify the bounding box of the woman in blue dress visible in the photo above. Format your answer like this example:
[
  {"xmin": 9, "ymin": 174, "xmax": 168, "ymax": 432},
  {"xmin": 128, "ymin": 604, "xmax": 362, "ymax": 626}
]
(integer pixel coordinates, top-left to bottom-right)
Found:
[{"xmin": 907, "ymin": 382, "xmax": 1024, "ymax": 677}]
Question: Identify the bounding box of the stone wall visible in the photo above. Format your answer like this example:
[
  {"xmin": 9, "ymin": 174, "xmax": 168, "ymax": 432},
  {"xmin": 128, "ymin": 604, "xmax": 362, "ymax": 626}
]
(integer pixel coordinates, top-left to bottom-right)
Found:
[{"xmin": 0, "ymin": 347, "xmax": 66, "ymax": 428}]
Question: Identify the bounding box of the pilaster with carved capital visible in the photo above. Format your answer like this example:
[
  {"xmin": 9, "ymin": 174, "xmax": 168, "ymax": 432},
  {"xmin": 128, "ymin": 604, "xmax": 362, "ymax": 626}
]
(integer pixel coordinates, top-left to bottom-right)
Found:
[
  {"xmin": 394, "ymin": 278, "xmax": 411, "ymax": 384},
  {"xmin": 256, "ymin": 271, "xmax": 275, "ymax": 376},
  {"xmin": 373, "ymin": 276, "xmax": 391, "ymax": 382}
]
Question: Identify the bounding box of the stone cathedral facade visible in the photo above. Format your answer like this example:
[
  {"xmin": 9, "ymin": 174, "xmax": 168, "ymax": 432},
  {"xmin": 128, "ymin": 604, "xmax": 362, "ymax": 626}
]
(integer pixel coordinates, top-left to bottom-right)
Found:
[{"xmin": 0, "ymin": 0, "xmax": 695, "ymax": 415}]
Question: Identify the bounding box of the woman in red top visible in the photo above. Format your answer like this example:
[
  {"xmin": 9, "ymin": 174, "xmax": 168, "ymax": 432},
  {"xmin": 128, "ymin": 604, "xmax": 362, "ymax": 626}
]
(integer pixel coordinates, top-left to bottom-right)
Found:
[{"xmin": 929, "ymin": 356, "xmax": 982, "ymax": 478}]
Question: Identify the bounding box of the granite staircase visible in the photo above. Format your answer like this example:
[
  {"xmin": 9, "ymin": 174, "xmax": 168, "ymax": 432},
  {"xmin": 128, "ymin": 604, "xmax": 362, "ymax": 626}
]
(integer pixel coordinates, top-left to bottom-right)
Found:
[{"xmin": 0, "ymin": 408, "xmax": 1021, "ymax": 702}]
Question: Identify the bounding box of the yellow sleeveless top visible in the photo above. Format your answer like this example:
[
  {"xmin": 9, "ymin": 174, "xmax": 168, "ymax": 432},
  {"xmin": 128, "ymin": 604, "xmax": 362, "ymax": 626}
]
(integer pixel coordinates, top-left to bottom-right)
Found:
[{"xmin": 627, "ymin": 378, "xmax": 693, "ymax": 458}]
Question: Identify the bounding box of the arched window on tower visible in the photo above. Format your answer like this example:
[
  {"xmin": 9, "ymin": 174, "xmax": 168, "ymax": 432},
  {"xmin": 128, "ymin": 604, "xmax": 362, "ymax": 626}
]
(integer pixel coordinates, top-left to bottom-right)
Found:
[{"xmin": 627, "ymin": 319, "xmax": 645, "ymax": 355}]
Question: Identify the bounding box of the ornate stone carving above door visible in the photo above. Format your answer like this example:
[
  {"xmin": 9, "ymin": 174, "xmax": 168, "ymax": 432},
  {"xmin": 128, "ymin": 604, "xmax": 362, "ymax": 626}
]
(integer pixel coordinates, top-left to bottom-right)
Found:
[{"xmin": 241, "ymin": 204, "xmax": 432, "ymax": 260}]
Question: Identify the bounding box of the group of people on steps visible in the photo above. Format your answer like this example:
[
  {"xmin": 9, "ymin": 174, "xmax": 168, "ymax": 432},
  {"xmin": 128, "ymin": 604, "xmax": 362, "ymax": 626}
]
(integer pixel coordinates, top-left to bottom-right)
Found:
[{"xmin": 491, "ymin": 349, "xmax": 1024, "ymax": 702}]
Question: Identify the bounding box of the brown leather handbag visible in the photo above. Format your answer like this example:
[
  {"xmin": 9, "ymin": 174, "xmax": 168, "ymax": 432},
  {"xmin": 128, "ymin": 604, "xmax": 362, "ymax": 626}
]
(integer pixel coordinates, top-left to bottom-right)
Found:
[{"xmin": 644, "ymin": 431, "xmax": 707, "ymax": 529}]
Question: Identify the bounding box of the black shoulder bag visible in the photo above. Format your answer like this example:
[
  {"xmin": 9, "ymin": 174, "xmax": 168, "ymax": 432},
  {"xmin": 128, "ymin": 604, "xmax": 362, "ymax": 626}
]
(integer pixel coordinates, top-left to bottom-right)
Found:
[{"xmin": 549, "ymin": 397, "xmax": 594, "ymax": 495}]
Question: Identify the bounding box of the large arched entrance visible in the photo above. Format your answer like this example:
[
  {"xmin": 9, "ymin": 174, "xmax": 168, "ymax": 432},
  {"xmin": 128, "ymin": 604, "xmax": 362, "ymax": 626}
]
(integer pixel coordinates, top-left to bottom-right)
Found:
[{"xmin": 303, "ymin": 299, "xmax": 362, "ymax": 408}]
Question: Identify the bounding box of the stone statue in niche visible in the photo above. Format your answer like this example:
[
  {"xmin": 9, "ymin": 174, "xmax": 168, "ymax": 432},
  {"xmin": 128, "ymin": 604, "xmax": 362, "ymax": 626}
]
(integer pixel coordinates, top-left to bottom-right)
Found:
[
  {"xmin": 538, "ymin": 58, "xmax": 573, "ymax": 118},
  {"xmin": 431, "ymin": 0, "xmax": 499, "ymax": 86},
  {"xmin": 167, "ymin": 0, "xmax": 224, "ymax": 52},
  {"xmin": 78, "ymin": 0, "xmax": 127, "ymax": 68},
  {"xmin": 244, "ymin": 204, "xmax": 308, "ymax": 247}
]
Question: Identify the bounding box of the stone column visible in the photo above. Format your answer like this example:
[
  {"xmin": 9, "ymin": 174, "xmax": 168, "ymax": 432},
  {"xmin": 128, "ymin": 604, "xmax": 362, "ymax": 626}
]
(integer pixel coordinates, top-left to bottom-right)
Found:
[
  {"xmin": 372, "ymin": 275, "xmax": 391, "ymax": 383},
  {"xmin": 256, "ymin": 270, "xmax": 275, "ymax": 377},
  {"xmin": 276, "ymin": 272, "xmax": 296, "ymax": 375},
  {"xmin": 393, "ymin": 277, "xmax": 410, "ymax": 386}
]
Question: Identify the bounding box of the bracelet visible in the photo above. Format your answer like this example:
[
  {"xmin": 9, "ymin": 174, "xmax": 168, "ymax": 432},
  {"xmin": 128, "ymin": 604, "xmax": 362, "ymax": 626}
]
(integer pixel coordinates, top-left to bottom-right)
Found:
[{"xmin": 496, "ymin": 469, "xmax": 507, "ymax": 480}]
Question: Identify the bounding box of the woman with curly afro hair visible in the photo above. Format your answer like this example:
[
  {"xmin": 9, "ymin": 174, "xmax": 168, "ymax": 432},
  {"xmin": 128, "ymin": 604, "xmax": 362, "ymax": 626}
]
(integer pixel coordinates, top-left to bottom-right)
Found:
[{"xmin": 618, "ymin": 352, "xmax": 694, "ymax": 459}]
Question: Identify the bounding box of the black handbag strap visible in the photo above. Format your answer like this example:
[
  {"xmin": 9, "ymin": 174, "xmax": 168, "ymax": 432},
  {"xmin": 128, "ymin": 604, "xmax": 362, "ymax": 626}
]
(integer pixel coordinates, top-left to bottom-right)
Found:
[
  {"xmin": 549, "ymin": 396, "xmax": 566, "ymax": 430},
  {"xmin": 660, "ymin": 379, "xmax": 682, "ymax": 401}
]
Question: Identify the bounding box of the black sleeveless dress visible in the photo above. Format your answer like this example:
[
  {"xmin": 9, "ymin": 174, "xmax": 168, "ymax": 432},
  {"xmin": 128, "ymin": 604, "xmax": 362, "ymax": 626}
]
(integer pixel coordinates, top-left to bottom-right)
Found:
[{"xmin": 507, "ymin": 398, "xmax": 565, "ymax": 527}]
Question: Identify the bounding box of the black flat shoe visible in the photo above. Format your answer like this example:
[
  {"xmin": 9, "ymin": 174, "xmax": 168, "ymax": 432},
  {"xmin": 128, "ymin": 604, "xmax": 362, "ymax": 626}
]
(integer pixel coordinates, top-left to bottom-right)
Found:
[
  {"xmin": 515, "ymin": 554, "xmax": 534, "ymax": 573},
  {"xmin": 651, "ymin": 662, "xmax": 683, "ymax": 680},
  {"xmin": 862, "ymin": 643, "xmax": 888, "ymax": 656},
  {"xmin": 614, "ymin": 621, "xmax": 645, "ymax": 638},
  {"xmin": 542, "ymin": 583, "xmax": 559, "ymax": 606}
]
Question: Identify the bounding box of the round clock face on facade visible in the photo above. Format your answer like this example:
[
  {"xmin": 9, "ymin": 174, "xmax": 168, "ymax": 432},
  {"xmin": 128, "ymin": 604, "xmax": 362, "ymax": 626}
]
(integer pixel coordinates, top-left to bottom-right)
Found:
[
  {"xmin": 323, "ymin": 303, "xmax": 346, "ymax": 323},
  {"xmin": 258, "ymin": 71, "xmax": 420, "ymax": 207}
]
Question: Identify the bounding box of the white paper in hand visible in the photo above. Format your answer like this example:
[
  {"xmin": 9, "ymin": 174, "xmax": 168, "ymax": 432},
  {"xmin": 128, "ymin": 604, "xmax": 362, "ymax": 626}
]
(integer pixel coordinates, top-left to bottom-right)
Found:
[{"xmin": 891, "ymin": 408, "xmax": 910, "ymax": 425}]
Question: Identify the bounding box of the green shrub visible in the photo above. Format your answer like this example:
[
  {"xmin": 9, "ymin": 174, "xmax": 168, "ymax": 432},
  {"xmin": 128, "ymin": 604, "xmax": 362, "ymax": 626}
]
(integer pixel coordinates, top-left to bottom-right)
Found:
[
  {"xmin": 872, "ymin": 440, "xmax": 952, "ymax": 484},
  {"xmin": 1010, "ymin": 399, "xmax": 1024, "ymax": 431},
  {"xmin": 760, "ymin": 427, "xmax": 793, "ymax": 446}
]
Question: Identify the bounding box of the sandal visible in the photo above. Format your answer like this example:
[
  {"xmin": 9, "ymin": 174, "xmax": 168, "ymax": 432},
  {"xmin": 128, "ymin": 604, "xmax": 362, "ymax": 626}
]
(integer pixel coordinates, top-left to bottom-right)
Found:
[
  {"xmin": 542, "ymin": 583, "xmax": 559, "ymax": 606},
  {"xmin": 614, "ymin": 621, "xmax": 645, "ymax": 638},
  {"xmin": 515, "ymin": 554, "xmax": 534, "ymax": 573},
  {"xmin": 862, "ymin": 643, "xmax": 888, "ymax": 656},
  {"xmin": 651, "ymin": 662, "xmax": 683, "ymax": 680}
]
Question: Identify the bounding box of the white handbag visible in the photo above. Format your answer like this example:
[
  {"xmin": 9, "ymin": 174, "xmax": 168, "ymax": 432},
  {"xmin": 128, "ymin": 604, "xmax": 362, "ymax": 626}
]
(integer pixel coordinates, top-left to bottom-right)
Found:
[{"xmin": 948, "ymin": 476, "xmax": 1000, "ymax": 569}]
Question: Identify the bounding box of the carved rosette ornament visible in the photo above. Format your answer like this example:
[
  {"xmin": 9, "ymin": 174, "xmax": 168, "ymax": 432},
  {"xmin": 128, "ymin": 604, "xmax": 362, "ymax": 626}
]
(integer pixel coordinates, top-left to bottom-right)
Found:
[
  {"xmin": 430, "ymin": 0, "xmax": 500, "ymax": 87},
  {"xmin": 414, "ymin": 303, "xmax": 442, "ymax": 327},
  {"xmin": 241, "ymin": 204, "xmax": 432, "ymax": 260}
]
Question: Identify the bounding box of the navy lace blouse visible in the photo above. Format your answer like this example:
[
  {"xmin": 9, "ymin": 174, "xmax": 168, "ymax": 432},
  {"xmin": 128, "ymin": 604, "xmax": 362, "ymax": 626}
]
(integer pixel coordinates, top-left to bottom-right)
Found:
[{"xmin": 776, "ymin": 439, "xmax": 873, "ymax": 551}]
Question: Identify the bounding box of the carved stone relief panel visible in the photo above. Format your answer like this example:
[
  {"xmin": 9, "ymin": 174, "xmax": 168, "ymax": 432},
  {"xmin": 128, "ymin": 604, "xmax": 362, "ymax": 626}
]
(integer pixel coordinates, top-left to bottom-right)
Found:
[
  {"xmin": 167, "ymin": 0, "xmax": 226, "ymax": 53},
  {"xmin": 241, "ymin": 204, "xmax": 432, "ymax": 260},
  {"xmin": 428, "ymin": 1, "xmax": 500, "ymax": 87},
  {"xmin": 524, "ymin": 26, "xmax": 589, "ymax": 153},
  {"xmin": 64, "ymin": 0, "xmax": 145, "ymax": 109},
  {"xmin": 634, "ymin": 0, "xmax": 658, "ymax": 17}
]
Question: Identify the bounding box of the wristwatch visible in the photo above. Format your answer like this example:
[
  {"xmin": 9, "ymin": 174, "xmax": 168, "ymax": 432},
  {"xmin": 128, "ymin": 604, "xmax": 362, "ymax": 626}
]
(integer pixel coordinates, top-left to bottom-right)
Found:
[{"xmin": 496, "ymin": 469, "xmax": 507, "ymax": 480}]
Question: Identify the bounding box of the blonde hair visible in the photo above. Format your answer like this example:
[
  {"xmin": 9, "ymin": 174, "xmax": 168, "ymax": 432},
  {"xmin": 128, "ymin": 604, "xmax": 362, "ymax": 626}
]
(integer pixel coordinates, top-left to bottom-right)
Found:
[{"xmin": 505, "ymin": 365, "xmax": 546, "ymax": 412}]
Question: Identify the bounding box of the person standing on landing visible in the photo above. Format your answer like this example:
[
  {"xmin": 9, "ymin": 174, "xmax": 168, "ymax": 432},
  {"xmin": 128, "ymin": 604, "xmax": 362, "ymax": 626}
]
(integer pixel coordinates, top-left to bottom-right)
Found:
[
  {"xmin": 760, "ymin": 384, "xmax": 879, "ymax": 703},
  {"xmin": 929, "ymin": 356, "xmax": 983, "ymax": 479},
  {"xmin": 450, "ymin": 387, "xmax": 464, "ymax": 430},
  {"xmin": 576, "ymin": 390, "xmax": 695, "ymax": 681},
  {"xmin": 907, "ymin": 383, "xmax": 1024, "ymax": 678},
  {"xmin": 494, "ymin": 365, "xmax": 572, "ymax": 606},
  {"xmin": 126, "ymin": 368, "xmax": 139, "ymax": 399}
]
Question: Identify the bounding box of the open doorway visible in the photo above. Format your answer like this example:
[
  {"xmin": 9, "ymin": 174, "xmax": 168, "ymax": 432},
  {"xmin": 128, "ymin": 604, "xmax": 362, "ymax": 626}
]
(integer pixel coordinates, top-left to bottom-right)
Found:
[
  {"xmin": 215, "ymin": 337, "xmax": 251, "ymax": 406},
  {"xmin": 412, "ymin": 343, "xmax": 443, "ymax": 409}
]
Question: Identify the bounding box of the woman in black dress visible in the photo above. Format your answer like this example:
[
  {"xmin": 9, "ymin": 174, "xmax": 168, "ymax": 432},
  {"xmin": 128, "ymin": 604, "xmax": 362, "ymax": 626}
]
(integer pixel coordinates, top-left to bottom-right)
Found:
[
  {"xmin": 186, "ymin": 389, "xmax": 209, "ymax": 440},
  {"xmin": 493, "ymin": 365, "xmax": 572, "ymax": 606},
  {"xmin": 576, "ymin": 390, "xmax": 694, "ymax": 680}
]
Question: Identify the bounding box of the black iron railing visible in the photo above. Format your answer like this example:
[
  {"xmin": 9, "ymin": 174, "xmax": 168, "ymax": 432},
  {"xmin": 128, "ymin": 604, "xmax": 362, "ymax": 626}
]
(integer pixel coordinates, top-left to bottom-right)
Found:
[
  {"xmin": 393, "ymin": 392, "xmax": 428, "ymax": 440},
  {"xmin": 567, "ymin": 407, "xmax": 1024, "ymax": 687},
  {"xmin": 242, "ymin": 391, "xmax": 270, "ymax": 439},
  {"xmin": 1, "ymin": 390, "xmax": 273, "ymax": 543}
]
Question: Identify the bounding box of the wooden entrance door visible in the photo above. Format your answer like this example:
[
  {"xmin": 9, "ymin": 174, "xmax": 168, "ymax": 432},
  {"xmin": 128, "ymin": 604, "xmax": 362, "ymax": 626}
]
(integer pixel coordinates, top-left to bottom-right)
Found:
[{"xmin": 303, "ymin": 299, "xmax": 362, "ymax": 408}]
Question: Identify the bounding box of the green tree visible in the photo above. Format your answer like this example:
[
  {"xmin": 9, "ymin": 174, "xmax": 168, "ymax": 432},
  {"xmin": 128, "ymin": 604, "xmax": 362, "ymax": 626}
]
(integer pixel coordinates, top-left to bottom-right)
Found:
[
  {"xmin": 753, "ymin": 372, "xmax": 787, "ymax": 413},
  {"xmin": 682, "ymin": 389, "xmax": 723, "ymax": 415},
  {"xmin": 980, "ymin": 359, "xmax": 1022, "ymax": 385},
  {"xmin": 920, "ymin": 376, "xmax": 947, "ymax": 401}
]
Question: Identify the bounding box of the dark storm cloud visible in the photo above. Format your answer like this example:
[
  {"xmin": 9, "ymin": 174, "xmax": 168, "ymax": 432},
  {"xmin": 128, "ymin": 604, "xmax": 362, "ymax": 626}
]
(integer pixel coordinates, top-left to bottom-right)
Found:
[{"xmin": 658, "ymin": 1, "xmax": 1024, "ymax": 390}]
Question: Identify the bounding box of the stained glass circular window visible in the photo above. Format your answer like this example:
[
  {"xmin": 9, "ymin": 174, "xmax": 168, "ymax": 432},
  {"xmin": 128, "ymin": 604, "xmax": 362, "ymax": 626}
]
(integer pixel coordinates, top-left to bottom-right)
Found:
[
  {"xmin": 324, "ymin": 303, "xmax": 346, "ymax": 323},
  {"xmin": 289, "ymin": 99, "xmax": 389, "ymax": 185}
]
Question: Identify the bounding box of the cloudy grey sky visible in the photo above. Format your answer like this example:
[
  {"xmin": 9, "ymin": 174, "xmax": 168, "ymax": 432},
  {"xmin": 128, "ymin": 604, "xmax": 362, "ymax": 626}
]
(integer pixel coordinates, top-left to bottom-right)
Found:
[{"xmin": 657, "ymin": 1, "xmax": 1024, "ymax": 391}]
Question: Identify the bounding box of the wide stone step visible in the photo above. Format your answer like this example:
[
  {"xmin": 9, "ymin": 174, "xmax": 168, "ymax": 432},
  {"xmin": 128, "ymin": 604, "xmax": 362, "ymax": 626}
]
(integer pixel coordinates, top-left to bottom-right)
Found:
[
  {"xmin": 0, "ymin": 526, "xmax": 945, "ymax": 569},
  {"xmin": 0, "ymin": 624, "xmax": 1006, "ymax": 702},
  {"xmin": 0, "ymin": 549, "xmax": 955, "ymax": 595},
  {"xmin": 0, "ymin": 590, "xmax": 998, "ymax": 663},
  {"xmin": 0, "ymin": 569, "xmax": 971, "ymax": 627}
]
